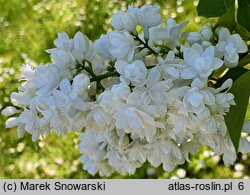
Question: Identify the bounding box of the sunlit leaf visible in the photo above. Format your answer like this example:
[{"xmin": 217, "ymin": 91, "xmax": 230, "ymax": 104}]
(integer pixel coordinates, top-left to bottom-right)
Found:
[
  {"xmin": 225, "ymin": 71, "xmax": 250, "ymax": 151},
  {"xmin": 237, "ymin": 0, "xmax": 250, "ymax": 32},
  {"xmin": 197, "ymin": 0, "xmax": 234, "ymax": 18}
]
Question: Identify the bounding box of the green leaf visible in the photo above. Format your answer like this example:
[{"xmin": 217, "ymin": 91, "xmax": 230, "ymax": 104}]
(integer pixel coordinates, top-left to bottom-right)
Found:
[
  {"xmin": 235, "ymin": 24, "xmax": 250, "ymax": 41},
  {"xmin": 197, "ymin": 0, "xmax": 234, "ymax": 18},
  {"xmin": 238, "ymin": 54, "xmax": 250, "ymax": 67},
  {"xmin": 197, "ymin": 0, "xmax": 227, "ymax": 17},
  {"xmin": 214, "ymin": 5, "xmax": 236, "ymax": 31},
  {"xmin": 214, "ymin": 67, "xmax": 249, "ymax": 87},
  {"xmin": 224, "ymin": 71, "xmax": 250, "ymax": 152},
  {"xmin": 237, "ymin": 0, "xmax": 250, "ymax": 32}
]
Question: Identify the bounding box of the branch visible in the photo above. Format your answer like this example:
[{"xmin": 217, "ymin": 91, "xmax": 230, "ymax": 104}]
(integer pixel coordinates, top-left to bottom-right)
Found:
[
  {"xmin": 133, "ymin": 35, "xmax": 157, "ymax": 56},
  {"xmin": 238, "ymin": 54, "xmax": 250, "ymax": 67},
  {"xmin": 90, "ymin": 71, "xmax": 119, "ymax": 82}
]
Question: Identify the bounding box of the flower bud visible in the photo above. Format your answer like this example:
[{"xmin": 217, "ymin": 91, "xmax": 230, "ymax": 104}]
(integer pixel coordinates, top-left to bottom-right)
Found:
[
  {"xmin": 129, "ymin": 5, "xmax": 161, "ymax": 28},
  {"xmin": 6, "ymin": 117, "xmax": 19, "ymax": 128},
  {"xmin": 112, "ymin": 11, "xmax": 137, "ymax": 34},
  {"xmin": 94, "ymin": 33, "xmax": 114, "ymax": 60},
  {"xmin": 186, "ymin": 32, "xmax": 201, "ymax": 45},
  {"xmin": 200, "ymin": 24, "xmax": 213, "ymax": 41},
  {"xmin": 109, "ymin": 31, "xmax": 135, "ymax": 62},
  {"xmin": 201, "ymin": 40, "xmax": 212, "ymax": 48},
  {"xmin": 1, "ymin": 106, "xmax": 20, "ymax": 116}
]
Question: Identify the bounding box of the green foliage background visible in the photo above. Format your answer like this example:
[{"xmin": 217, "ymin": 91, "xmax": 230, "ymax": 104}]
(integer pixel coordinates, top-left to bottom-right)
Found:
[{"xmin": 0, "ymin": 0, "xmax": 249, "ymax": 178}]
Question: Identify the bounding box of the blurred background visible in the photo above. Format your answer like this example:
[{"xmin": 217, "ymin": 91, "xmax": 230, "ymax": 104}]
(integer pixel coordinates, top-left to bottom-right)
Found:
[{"xmin": 0, "ymin": 0, "xmax": 249, "ymax": 179}]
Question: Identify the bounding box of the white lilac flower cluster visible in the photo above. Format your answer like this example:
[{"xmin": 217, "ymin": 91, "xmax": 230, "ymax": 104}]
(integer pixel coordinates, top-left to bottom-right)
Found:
[{"xmin": 2, "ymin": 4, "xmax": 250, "ymax": 176}]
